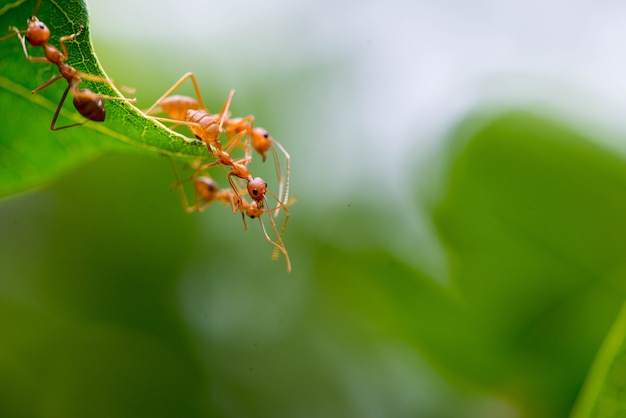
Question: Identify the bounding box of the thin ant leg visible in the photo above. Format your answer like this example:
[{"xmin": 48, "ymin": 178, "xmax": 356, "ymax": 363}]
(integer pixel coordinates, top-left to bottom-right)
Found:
[
  {"xmin": 168, "ymin": 157, "xmax": 229, "ymax": 213},
  {"xmin": 216, "ymin": 89, "xmax": 235, "ymax": 131},
  {"xmin": 144, "ymin": 72, "xmax": 207, "ymax": 115},
  {"xmin": 223, "ymin": 115, "xmax": 255, "ymax": 159},
  {"xmin": 76, "ymin": 72, "xmax": 118, "ymax": 87},
  {"xmin": 0, "ymin": 31, "xmax": 18, "ymax": 42},
  {"xmin": 145, "ymin": 77, "xmax": 253, "ymax": 158},
  {"xmin": 56, "ymin": 25, "xmax": 84, "ymax": 61},
  {"xmin": 256, "ymin": 198, "xmax": 291, "ymax": 272},
  {"xmin": 50, "ymin": 84, "xmax": 85, "ymax": 130},
  {"xmin": 223, "ymin": 130, "xmax": 248, "ymax": 154},
  {"xmin": 227, "ymin": 171, "xmax": 245, "ymax": 203},
  {"xmin": 214, "ymin": 92, "xmax": 256, "ymax": 159},
  {"xmin": 32, "ymin": 74, "xmax": 64, "ymax": 93},
  {"xmin": 148, "ymin": 116, "xmax": 205, "ymax": 142},
  {"xmin": 148, "ymin": 114, "xmax": 200, "ymax": 127},
  {"xmin": 167, "ymin": 157, "xmax": 203, "ymax": 212},
  {"xmin": 270, "ymin": 140, "xmax": 291, "ymax": 215},
  {"xmin": 49, "ymin": 86, "xmax": 135, "ymax": 131},
  {"xmin": 191, "ymin": 156, "xmax": 251, "ymax": 181},
  {"xmin": 10, "ymin": 24, "xmax": 83, "ymax": 63},
  {"xmin": 257, "ymin": 217, "xmax": 291, "ymax": 272},
  {"xmin": 169, "ymin": 158, "xmax": 250, "ymax": 230},
  {"xmin": 263, "ymin": 188, "xmax": 291, "ymax": 251},
  {"xmin": 5, "ymin": 26, "xmax": 45, "ymax": 61},
  {"xmin": 270, "ymin": 203, "xmax": 290, "ymax": 262},
  {"xmin": 33, "ymin": 0, "xmax": 42, "ymax": 16}
]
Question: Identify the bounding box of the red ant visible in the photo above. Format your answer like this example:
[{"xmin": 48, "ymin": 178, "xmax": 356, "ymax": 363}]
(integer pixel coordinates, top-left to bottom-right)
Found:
[
  {"xmin": 144, "ymin": 72, "xmax": 290, "ymax": 209},
  {"xmin": 1, "ymin": 0, "xmax": 135, "ymax": 129},
  {"xmin": 169, "ymin": 160, "xmax": 292, "ymax": 272},
  {"xmin": 223, "ymin": 118, "xmax": 291, "ymax": 211},
  {"xmin": 145, "ymin": 75, "xmax": 275, "ymax": 210}
]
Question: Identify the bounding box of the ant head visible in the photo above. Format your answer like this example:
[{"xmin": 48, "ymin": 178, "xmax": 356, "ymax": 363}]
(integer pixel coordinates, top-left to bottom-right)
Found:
[
  {"xmin": 251, "ymin": 128, "xmax": 272, "ymax": 161},
  {"xmin": 245, "ymin": 200, "xmax": 263, "ymax": 219},
  {"xmin": 25, "ymin": 16, "xmax": 49, "ymax": 46},
  {"xmin": 247, "ymin": 177, "xmax": 268, "ymax": 202},
  {"xmin": 194, "ymin": 176, "xmax": 219, "ymax": 202}
]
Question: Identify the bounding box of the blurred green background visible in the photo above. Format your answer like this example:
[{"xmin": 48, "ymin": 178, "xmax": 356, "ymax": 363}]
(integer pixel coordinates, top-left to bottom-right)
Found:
[{"xmin": 3, "ymin": 0, "xmax": 626, "ymax": 417}]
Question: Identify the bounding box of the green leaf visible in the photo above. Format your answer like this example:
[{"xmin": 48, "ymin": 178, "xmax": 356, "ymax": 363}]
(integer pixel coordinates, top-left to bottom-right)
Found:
[
  {"xmin": 403, "ymin": 110, "xmax": 626, "ymax": 418},
  {"xmin": 570, "ymin": 300, "xmax": 626, "ymax": 418},
  {"xmin": 0, "ymin": 0, "xmax": 206, "ymax": 198}
]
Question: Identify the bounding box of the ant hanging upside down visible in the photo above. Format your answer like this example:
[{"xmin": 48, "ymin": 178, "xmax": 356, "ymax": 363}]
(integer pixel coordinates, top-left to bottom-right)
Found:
[
  {"xmin": 144, "ymin": 72, "xmax": 290, "ymax": 212},
  {"xmin": 169, "ymin": 158, "xmax": 293, "ymax": 272},
  {"xmin": 0, "ymin": 0, "xmax": 136, "ymax": 130}
]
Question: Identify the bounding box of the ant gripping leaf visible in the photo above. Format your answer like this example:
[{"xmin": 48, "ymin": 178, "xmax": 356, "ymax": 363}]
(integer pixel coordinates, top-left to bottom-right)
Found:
[{"xmin": 0, "ymin": 0, "xmax": 212, "ymax": 198}]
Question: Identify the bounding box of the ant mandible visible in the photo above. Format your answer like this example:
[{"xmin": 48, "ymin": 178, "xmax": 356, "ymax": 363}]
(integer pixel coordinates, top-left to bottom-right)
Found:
[
  {"xmin": 0, "ymin": 0, "xmax": 136, "ymax": 129},
  {"xmin": 169, "ymin": 160, "xmax": 292, "ymax": 272},
  {"xmin": 144, "ymin": 72, "xmax": 290, "ymax": 210}
]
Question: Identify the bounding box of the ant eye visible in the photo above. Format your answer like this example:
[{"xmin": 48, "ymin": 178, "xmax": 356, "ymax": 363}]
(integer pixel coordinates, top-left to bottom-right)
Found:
[
  {"xmin": 252, "ymin": 189, "xmax": 258, "ymax": 195},
  {"xmin": 263, "ymin": 132, "xmax": 269, "ymax": 138},
  {"xmin": 39, "ymin": 23, "xmax": 45, "ymax": 29}
]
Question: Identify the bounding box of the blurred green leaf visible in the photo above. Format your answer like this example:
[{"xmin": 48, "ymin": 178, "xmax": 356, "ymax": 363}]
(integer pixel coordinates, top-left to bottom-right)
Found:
[
  {"xmin": 0, "ymin": 0, "xmax": 206, "ymax": 198},
  {"xmin": 302, "ymin": 109, "xmax": 626, "ymax": 417},
  {"xmin": 571, "ymin": 300, "xmax": 626, "ymax": 418},
  {"xmin": 416, "ymin": 110, "xmax": 626, "ymax": 418},
  {"xmin": 0, "ymin": 152, "xmax": 210, "ymax": 418}
]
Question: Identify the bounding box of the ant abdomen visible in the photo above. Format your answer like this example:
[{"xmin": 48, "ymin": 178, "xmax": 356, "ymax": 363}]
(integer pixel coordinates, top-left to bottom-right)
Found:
[
  {"xmin": 194, "ymin": 176, "xmax": 219, "ymax": 202},
  {"xmin": 160, "ymin": 95, "xmax": 199, "ymax": 121},
  {"xmin": 73, "ymin": 90, "xmax": 105, "ymax": 122}
]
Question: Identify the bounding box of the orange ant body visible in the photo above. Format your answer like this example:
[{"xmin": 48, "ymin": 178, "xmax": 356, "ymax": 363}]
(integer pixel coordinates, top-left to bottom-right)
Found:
[
  {"xmin": 1, "ymin": 0, "xmax": 135, "ymax": 129},
  {"xmin": 145, "ymin": 72, "xmax": 290, "ymax": 208},
  {"xmin": 146, "ymin": 75, "xmax": 273, "ymax": 207},
  {"xmin": 222, "ymin": 117, "xmax": 291, "ymax": 209},
  {"xmin": 170, "ymin": 164, "xmax": 292, "ymax": 272}
]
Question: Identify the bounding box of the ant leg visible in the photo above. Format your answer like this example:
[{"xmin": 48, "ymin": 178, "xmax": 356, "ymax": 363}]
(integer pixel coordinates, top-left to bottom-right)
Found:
[
  {"xmin": 50, "ymin": 84, "xmax": 85, "ymax": 130},
  {"xmin": 167, "ymin": 157, "xmax": 202, "ymax": 212},
  {"xmin": 57, "ymin": 25, "xmax": 84, "ymax": 61},
  {"xmin": 144, "ymin": 72, "xmax": 207, "ymax": 115},
  {"xmin": 4, "ymin": 26, "xmax": 45, "ymax": 61},
  {"xmin": 270, "ymin": 140, "xmax": 291, "ymax": 215},
  {"xmin": 229, "ymin": 191, "xmax": 248, "ymax": 230},
  {"xmin": 264, "ymin": 189, "xmax": 291, "ymax": 235},
  {"xmin": 0, "ymin": 28, "xmax": 19, "ymax": 42},
  {"xmin": 147, "ymin": 116, "xmax": 205, "ymax": 143},
  {"xmin": 226, "ymin": 172, "xmax": 254, "ymax": 230},
  {"xmin": 95, "ymin": 93, "xmax": 137, "ymax": 104},
  {"xmin": 147, "ymin": 116, "xmax": 200, "ymax": 126},
  {"xmin": 227, "ymin": 172, "xmax": 243, "ymax": 199},
  {"xmin": 257, "ymin": 212, "xmax": 291, "ymax": 272},
  {"xmin": 32, "ymin": 74, "xmax": 63, "ymax": 94},
  {"xmin": 223, "ymin": 130, "xmax": 248, "ymax": 154},
  {"xmin": 270, "ymin": 203, "xmax": 290, "ymax": 261},
  {"xmin": 32, "ymin": 0, "xmax": 43, "ymax": 16},
  {"xmin": 77, "ymin": 72, "xmax": 136, "ymax": 95},
  {"xmin": 216, "ymin": 89, "xmax": 236, "ymax": 131},
  {"xmin": 187, "ymin": 159, "xmax": 221, "ymax": 180},
  {"xmin": 223, "ymin": 115, "xmax": 255, "ymax": 159}
]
